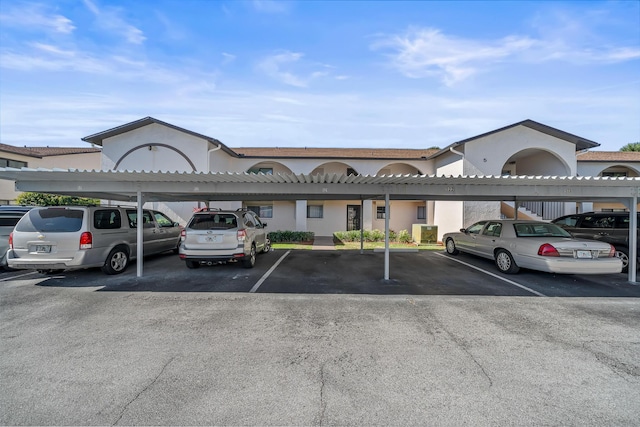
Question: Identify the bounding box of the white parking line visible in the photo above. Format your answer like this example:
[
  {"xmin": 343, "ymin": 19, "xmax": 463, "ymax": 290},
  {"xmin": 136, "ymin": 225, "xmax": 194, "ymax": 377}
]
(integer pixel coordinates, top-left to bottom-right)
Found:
[
  {"xmin": 435, "ymin": 252, "xmax": 547, "ymax": 297},
  {"xmin": 250, "ymin": 251, "xmax": 291, "ymax": 293},
  {"xmin": 0, "ymin": 271, "xmax": 39, "ymax": 282}
]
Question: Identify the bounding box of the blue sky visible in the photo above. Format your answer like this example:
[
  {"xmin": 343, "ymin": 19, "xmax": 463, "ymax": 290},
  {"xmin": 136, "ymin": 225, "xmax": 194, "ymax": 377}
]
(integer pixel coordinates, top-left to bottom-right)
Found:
[{"xmin": 0, "ymin": 0, "xmax": 638, "ymax": 151}]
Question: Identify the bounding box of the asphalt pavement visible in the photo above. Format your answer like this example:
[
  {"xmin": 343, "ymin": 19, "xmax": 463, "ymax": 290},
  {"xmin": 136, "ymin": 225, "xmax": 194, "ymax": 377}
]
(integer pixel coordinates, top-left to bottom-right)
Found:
[{"xmin": 1, "ymin": 250, "xmax": 639, "ymax": 425}]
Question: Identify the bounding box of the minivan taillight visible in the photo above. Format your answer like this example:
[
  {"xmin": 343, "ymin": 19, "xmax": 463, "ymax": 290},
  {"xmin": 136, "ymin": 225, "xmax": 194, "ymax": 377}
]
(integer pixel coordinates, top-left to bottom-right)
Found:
[
  {"xmin": 79, "ymin": 232, "xmax": 93, "ymax": 249},
  {"xmin": 237, "ymin": 229, "xmax": 246, "ymax": 242},
  {"xmin": 8, "ymin": 232, "xmax": 13, "ymax": 250}
]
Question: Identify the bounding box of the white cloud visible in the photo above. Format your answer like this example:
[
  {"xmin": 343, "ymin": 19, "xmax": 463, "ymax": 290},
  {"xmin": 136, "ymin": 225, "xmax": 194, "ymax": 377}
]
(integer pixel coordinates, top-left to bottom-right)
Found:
[
  {"xmin": 250, "ymin": 0, "xmax": 290, "ymax": 14},
  {"xmin": 222, "ymin": 52, "xmax": 236, "ymax": 65},
  {"xmin": 82, "ymin": 0, "xmax": 146, "ymax": 44},
  {"xmin": 373, "ymin": 24, "xmax": 640, "ymax": 85},
  {"xmin": 257, "ymin": 51, "xmax": 330, "ymax": 87},
  {"xmin": 0, "ymin": 2, "xmax": 75, "ymax": 34}
]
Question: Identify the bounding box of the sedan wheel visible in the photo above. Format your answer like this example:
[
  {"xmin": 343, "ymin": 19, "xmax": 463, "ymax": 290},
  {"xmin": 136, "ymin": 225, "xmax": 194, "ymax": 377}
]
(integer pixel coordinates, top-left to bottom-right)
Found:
[
  {"xmin": 445, "ymin": 238, "xmax": 459, "ymax": 255},
  {"xmin": 495, "ymin": 249, "xmax": 520, "ymax": 274},
  {"xmin": 614, "ymin": 248, "xmax": 629, "ymax": 273}
]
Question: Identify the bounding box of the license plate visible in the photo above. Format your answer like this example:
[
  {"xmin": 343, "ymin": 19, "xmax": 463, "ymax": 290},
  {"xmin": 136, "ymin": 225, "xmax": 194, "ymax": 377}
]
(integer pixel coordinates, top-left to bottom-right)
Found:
[
  {"xmin": 35, "ymin": 245, "xmax": 51, "ymax": 253},
  {"xmin": 576, "ymin": 250, "xmax": 592, "ymax": 259},
  {"xmin": 203, "ymin": 235, "xmax": 222, "ymax": 243}
]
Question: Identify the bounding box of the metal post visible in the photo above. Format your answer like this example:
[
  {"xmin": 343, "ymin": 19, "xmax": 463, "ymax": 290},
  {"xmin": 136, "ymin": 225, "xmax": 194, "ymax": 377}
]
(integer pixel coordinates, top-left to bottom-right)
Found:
[
  {"xmin": 137, "ymin": 191, "xmax": 144, "ymax": 278},
  {"xmin": 360, "ymin": 199, "xmax": 364, "ymax": 254},
  {"xmin": 629, "ymin": 194, "xmax": 637, "ymax": 283},
  {"xmin": 384, "ymin": 193, "xmax": 390, "ymax": 280}
]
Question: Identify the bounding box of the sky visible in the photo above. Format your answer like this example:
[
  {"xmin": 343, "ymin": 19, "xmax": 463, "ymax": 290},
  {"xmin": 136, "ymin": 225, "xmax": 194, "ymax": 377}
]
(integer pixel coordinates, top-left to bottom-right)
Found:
[{"xmin": 0, "ymin": 0, "xmax": 639, "ymax": 152}]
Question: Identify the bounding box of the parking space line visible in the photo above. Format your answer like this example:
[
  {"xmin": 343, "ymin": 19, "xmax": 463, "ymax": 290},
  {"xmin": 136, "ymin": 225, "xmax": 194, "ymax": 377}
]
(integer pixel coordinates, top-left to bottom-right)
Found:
[
  {"xmin": 250, "ymin": 251, "xmax": 291, "ymax": 293},
  {"xmin": 0, "ymin": 271, "xmax": 39, "ymax": 282},
  {"xmin": 435, "ymin": 252, "xmax": 547, "ymax": 297}
]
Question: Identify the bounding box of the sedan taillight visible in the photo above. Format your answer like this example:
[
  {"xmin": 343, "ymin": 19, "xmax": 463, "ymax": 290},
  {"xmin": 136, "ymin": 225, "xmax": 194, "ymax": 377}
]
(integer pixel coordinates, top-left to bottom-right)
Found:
[
  {"xmin": 79, "ymin": 232, "xmax": 93, "ymax": 249},
  {"xmin": 538, "ymin": 243, "xmax": 559, "ymax": 257},
  {"xmin": 608, "ymin": 244, "xmax": 616, "ymax": 257}
]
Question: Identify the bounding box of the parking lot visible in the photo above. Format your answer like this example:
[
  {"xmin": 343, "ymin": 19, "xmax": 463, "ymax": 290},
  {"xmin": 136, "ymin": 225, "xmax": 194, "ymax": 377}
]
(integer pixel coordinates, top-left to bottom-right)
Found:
[
  {"xmin": 3, "ymin": 248, "xmax": 637, "ymax": 297},
  {"xmin": 2, "ymin": 249, "xmax": 639, "ymax": 425}
]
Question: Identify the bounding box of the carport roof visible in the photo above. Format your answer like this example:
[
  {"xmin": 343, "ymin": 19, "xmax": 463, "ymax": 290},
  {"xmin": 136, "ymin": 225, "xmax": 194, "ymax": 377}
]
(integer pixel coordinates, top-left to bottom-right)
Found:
[{"xmin": 0, "ymin": 168, "xmax": 637, "ymax": 203}]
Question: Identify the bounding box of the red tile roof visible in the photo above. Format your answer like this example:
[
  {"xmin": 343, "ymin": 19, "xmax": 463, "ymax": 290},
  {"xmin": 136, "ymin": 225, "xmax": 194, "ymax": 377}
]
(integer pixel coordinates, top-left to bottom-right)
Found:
[
  {"xmin": 0, "ymin": 143, "xmax": 101, "ymax": 158},
  {"xmin": 577, "ymin": 151, "xmax": 640, "ymax": 162},
  {"xmin": 232, "ymin": 147, "xmax": 439, "ymax": 159}
]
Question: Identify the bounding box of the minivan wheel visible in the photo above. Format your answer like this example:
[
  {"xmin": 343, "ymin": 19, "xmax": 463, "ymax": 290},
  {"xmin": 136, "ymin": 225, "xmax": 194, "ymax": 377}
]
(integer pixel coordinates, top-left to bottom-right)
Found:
[
  {"xmin": 615, "ymin": 248, "xmax": 629, "ymax": 273},
  {"xmin": 102, "ymin": 247, "xmax": 129, "ymax": 275},
  {"xmin": 242, "ymin": 244, "xmax": 256, "ymax": 268},
  {"xmin": 495, "ymin": 249, "xmax": 520, "ymax": 274}
]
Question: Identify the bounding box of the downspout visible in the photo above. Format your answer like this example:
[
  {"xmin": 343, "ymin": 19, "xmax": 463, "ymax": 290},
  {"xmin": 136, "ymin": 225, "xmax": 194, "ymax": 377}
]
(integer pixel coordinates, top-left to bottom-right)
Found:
[{"xmin": 449, "ymin": 146, "xmax": 464, "ymax": 158}]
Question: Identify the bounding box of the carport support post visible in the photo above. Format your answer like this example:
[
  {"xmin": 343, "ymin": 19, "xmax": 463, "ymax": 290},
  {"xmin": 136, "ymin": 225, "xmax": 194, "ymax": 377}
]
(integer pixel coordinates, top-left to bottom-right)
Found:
[
  {"xmin": 630, "ymin": 194, "xmax": 637, "ymax": 283},
  {"xmin": 384, "ymin": 192, "xmax": 390, "ymax": 280},
  {"xmin": 360, "ymin": 199, "xmax": 364, "ymax": 254},
  {"xmin": 136, "ymin": 191, "xmax": 144, "ymax": 278}
]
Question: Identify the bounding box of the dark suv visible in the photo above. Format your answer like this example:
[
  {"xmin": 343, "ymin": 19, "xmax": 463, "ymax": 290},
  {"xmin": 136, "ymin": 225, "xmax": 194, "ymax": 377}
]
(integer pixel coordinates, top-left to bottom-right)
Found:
[{"xmin": 552, "ymin": 212, "xmax": 639, "ymax": 272}]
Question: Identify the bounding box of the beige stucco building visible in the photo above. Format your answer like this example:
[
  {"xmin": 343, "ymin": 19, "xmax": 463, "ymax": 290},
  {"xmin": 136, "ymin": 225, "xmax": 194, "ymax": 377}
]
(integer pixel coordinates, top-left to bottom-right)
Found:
[{"xmin": 3, "ymin": 118, "xmax": 639, "ymax": 241}]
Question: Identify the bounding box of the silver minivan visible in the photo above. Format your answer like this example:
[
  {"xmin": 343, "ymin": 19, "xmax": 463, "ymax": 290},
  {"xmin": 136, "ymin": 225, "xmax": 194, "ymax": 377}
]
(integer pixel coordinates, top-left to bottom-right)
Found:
[{"xmin": 8, "ymin": 206, "xmax": 182, "ymax": 274}]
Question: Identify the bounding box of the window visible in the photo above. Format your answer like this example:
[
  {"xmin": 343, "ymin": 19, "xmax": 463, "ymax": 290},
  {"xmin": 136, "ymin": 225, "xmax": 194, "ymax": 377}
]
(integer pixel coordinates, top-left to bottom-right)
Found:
[
  {"xmin": 126, "ymin": 210, "xmax": 154, "ymax": 228},
  {"xmin": 307, "ymin": 205, "xmax": 323, "ymax": 219},
  {"xmin": 153, "ymin": 211, "xmax": 175, "ymax": 227},
  {"xmin": 0, "ymin": 158, "xmax": 27, "ymax": 168},
  {"xmin": 248, "ymin": 167, "xmax": 273, "ymax": 174},
  {"xmin": 377, "ymin": 206, "xmax": 386, "ymax": 219},
  {"xmin": 417, "ymin": 206, "xmax": 426, "ymax": 220},
  {"xmin": 247, "ymin": 205, "xmax": 273, "ymax": 218},
  {"xmin": 581, "ymin": 215, "xmax": 614, "ymax": 229},
  {"xmin": 94, "ymin": 209, "xmax": 122, "ymax": 230},
  {"xmin": 602, "ymin": 171, "xmax": 628, "ymax": 177},
  {"xmin": 482, "ymin": 222, "xmax": 502, "ymax": 237}
]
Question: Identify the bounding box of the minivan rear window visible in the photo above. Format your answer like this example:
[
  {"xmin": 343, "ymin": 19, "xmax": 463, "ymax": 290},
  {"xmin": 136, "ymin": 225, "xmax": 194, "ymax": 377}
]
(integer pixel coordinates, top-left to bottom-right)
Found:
[{"xmin": 15, "ymin": 209, "xmax": 84, "ymax": 232}]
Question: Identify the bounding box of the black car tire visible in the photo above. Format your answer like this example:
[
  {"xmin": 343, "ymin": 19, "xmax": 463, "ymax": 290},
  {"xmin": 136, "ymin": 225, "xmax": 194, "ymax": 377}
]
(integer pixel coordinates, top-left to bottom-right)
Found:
[
  {"xmin": 445, "ymin": 238, "xmax": 459, "ymax": 255},
  {"xmin": 102, "ymin": 246, "xmax": 129, "ymax": 275},
  {"xmin": 495, "ymin": 249, "xmax": 520, "ymax": 274},
  {"xmin": 242, "ymin": 244, "xmax": 256, "ymax": 268},
  {"xmin": 185, "ymin": 259, "xmax": 200, "ymax": 269}
]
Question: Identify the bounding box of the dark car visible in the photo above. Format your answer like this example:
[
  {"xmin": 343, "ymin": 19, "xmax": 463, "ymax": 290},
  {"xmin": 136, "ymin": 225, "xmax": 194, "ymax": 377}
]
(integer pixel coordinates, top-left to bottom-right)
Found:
[
  {"xmin": 0, "ymin": 206, "xmax": 35, "ymax": 269},
  {"xmin": 552, "ymin": 211, "xmax": 639, "ymax": 272}
]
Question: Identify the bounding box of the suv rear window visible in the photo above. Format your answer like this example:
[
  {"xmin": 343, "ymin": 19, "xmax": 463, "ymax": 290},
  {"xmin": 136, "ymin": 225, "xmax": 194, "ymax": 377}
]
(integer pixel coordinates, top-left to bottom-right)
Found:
[
  {"xmin": 188, "ymin": 213, "xmax": 238, "ymax": 230},
  {"xmin": 16, "ymin": 209, "xmax": 84, "ymax": 232}
]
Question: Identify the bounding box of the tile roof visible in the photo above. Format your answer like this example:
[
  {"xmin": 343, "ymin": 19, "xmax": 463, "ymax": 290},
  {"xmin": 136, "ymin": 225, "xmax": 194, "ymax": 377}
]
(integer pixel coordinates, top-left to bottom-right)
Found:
[
  {"xmin": 232, "ymin": 147, "xmax": 439, "ymax": 159},
  {"xmin": 577, "ymin": 151, "xmax": 640, "ymax": 162},
  {"xmin": 0, "ymin": 143, "xmax": 101, "ymax": 158}
]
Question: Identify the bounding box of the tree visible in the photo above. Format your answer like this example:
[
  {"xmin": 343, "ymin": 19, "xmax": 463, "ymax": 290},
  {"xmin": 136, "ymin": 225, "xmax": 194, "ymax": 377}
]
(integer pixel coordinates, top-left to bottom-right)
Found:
[
  {"xmin": 15, "ymin": 192, "xmax": 100, "ymax": 206},
  {"xmin": 620, "ymin": 142, "xmax": 640, "ymax": 152}
]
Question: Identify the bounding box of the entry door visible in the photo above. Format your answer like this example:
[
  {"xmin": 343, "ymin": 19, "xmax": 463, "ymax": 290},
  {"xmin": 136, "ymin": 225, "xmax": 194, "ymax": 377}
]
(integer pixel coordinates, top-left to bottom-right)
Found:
[{"xmin": 347, "ymin": 205, "xmax": 361, "ymax": 231}]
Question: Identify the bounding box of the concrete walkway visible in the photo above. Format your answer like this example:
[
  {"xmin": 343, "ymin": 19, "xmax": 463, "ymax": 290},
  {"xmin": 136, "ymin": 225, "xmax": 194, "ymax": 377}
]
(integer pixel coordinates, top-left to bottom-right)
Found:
[{"xmin": 312, "ymin": 235, "xmax": 336, "ymax": 250}]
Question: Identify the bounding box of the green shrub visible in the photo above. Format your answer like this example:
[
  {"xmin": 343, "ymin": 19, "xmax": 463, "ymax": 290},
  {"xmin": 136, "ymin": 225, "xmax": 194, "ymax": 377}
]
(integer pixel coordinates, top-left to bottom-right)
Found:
[
  {"xmin": 268, "ymin": 230, "xmax": 314, "ymax": 243},
  {"xmin": 333, "ymin": 229, "xmax": 413, "ymax": 243},
  {"xmin": 15, "ymin": 192, "xmax": 100, "ymax": 206},
  {"xmin": 397, "ymin": 229, "xmax": 412, "ymax": 243}
]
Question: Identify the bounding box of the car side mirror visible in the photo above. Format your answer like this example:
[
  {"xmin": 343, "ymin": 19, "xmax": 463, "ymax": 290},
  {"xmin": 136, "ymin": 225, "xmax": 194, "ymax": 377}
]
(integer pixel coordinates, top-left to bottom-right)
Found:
[
  {"xmin": 262, "ymin": 222, "xmax": 267, "ymax": 228},
  {"xmin": 173, "ymin": 222, "xmax": 180, "ymax": 227},
  {"xmin": 460, "ymin": 228, "xmax": 467, "ymax": 233}
]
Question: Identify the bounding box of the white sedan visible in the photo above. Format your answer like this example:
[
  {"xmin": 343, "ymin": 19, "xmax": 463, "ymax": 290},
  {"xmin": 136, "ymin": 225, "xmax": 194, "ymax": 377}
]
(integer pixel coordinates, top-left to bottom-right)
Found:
[{"xmin": 442, "ymin": 220, "xmax": 623, "ymax": 275}]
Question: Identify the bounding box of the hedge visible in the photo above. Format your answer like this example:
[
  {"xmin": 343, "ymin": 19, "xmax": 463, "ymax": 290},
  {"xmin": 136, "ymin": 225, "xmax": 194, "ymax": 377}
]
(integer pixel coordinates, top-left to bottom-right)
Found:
[
  {"xmin": 268, "ymin": 230, "xmax": 315, "ymax": 243},
  {"xmin": 333, "ymin": 229, "xmax": 413, "ymax": 243}
]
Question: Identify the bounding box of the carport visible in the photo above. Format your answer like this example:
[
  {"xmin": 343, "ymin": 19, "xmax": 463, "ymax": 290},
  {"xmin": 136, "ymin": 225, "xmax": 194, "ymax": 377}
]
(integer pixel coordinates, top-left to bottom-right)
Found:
[{"xmin": 0, "ymin": 168, "xmax": 637, "ymax": 283}]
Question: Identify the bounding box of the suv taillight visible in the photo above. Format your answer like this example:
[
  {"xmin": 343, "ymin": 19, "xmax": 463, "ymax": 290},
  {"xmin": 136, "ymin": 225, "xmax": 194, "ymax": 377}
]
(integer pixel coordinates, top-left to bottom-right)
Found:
[
  {"xmin": 180, "ymin": 229, "xmax": 186, "ymax": 241},
  {"xmin": 237, "ymin": 229, "xmax": 246, "ymax": 241},
  {"xmin": 79, "ymin": 232, "xmax": 93, "ymax": 249},
  {"xmin": 8, "ymin": 232, "xmax": 13, "ymax": 250},
  {"xmin": 538, "ymin": 243, "xmax": 559, "ymax": 257}
]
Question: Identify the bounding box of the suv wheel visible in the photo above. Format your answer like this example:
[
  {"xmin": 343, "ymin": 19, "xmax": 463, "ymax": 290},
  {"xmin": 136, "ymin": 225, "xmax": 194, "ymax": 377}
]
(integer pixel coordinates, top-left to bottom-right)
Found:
[
  {"xmin": 242, "ymin": 244, "xmax": 256, "ymax": 268},
  {"xmin": 185, "ymin": 260, "xmax": 200, "ymax": 269},
  {"xmin": 262, "ymin": 239, "xmax": 271, "ymax": 253},
  {"xmin": 102, "ymin": 246, "xmax": 129, "ymax": 275},
  {"xmin": 615, "ymin": 248, "xmax": 630, "ymax": 273}
]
